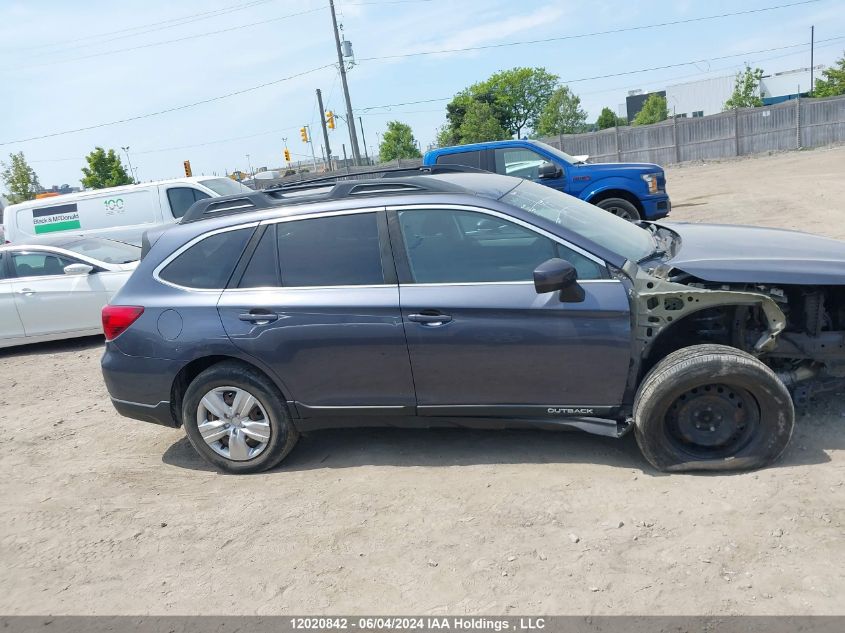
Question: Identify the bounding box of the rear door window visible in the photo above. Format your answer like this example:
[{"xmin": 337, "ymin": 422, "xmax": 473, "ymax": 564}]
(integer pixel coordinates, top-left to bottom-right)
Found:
[
  {"xmin": 276, "ymin": 213, "xmax": 384, "ymax": 287},
  {"xmin": 159, "ymin": 227, "xmax": 253, "ymax": 289},
  {"xmin": 435, "ymin": 150, "xmax": 481, "ymax": 169},
  {"xmin": 167, "ymin": 187, "xmax": 212, "ymax": 219}
]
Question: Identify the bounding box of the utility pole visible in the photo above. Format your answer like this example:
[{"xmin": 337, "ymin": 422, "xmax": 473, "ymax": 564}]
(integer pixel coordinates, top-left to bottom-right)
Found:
[
  {"xmin": 306, "ymin": 126, "xmax": 318, "ymax": 171},
  {"xmin": 359, "ymin": 116, "xmax": 369, "ymax": 165},
  {"xmin": 316, "ymin": 88, "xmax": 332, "ymax": 171},
  {"xmin": 810, "ymin": 25, "xmax": 815, "ymax": 96},
  {"xmin": 329, "ymin": 0, "xmax": 361, "ymax": 165},
  {"xmin": 121, "ymin": 146, "xmax": 136, "ymax": 183}
]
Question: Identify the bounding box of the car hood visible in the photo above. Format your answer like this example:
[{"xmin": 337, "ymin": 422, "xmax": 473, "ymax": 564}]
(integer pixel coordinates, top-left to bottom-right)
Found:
[
  {"xmin": 660, "ymin": 222, "xmax": 845, "ymax": 285},
  {"xmin": 575, "ymin": 162, "xmax": 661, "ymax": 174}
]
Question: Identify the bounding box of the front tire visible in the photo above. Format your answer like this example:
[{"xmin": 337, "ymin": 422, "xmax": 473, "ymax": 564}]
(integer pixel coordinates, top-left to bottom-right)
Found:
[
  {"xmin": 634, "ymin": 344, "xmax": 794, "ymax": 472},
  {"xmin": 595, "ymin": 197, "xmax": 641, "ymax": 221},
  {"xmin": 182, "ymin": 361, "xmax": 299, "ymax": 474}
]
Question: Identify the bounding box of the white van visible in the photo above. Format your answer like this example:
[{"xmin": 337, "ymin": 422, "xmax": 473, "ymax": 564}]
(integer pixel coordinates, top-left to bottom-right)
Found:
[{"xmin": 2, "ymin": 177, "xmax": 250, "ymax": 245}]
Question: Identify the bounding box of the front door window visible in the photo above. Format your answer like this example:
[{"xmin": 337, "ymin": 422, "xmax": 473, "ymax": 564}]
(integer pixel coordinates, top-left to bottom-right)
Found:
[
  {"xmin": 493, "ymin": 148, "xmax": 556, "ymax": 181},
  {"xmin": 397, "ymin": 208, "xmax": 603, "ymax": 283}
]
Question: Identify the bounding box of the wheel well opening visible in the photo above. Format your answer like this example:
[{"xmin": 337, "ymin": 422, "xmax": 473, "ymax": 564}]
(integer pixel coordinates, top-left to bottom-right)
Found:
[
  {"xmin": 170, "ymin": 355, "xmax": 274, "ymax": 427},
  {"xmin": 640, "ymin": 305, "xmax": 747, "ymax": 380},
  {"xmin": 589, "ymin": 189, "xmax": 644, "ymax": 213}
]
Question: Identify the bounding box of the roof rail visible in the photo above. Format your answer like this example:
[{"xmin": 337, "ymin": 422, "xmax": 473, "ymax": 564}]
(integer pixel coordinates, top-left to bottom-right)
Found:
[
  {"xmin": 264, "ymin": 164, "xmax": 486, "ymax": 192},
  {"xmin": 179, "ymin": 164, "xmax": 484, "ymax": 224}
]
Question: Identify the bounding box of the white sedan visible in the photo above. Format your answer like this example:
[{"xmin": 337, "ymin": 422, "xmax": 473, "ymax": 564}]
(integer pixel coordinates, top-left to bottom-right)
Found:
[{"xmin": 0, "ymin": 236, "xmax": 140, "ymax": 349}]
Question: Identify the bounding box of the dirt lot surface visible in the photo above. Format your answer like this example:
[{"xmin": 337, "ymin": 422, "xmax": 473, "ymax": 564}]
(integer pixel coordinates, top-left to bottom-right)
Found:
[{"xmin": 2, "ymin": 147, "xmax": 845, "ymax": 616}]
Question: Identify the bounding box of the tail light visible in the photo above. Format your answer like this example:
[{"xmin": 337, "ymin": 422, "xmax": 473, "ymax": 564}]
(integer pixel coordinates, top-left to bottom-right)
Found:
[{"xmin": 102, "ymin": 305, "xmax": 144, "ymax": 341}]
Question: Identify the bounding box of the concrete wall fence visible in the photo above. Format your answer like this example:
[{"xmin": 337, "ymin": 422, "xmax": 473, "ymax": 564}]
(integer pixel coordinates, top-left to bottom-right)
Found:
[{"xmin": 541, "ymin": 94, "xmax": 845, "ymax": 166}]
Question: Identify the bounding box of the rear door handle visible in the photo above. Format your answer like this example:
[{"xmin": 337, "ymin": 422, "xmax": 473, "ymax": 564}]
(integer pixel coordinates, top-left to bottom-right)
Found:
[
  {"xmin": 238, "ymin": 310, "xmax": 278, "ymax": 324},
  {"xmin": 408, "ymin": 312, "xmax": 452, "ymax": 326}
]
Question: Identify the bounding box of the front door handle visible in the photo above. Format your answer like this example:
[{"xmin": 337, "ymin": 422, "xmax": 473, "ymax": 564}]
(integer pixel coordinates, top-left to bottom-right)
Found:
[
  {"xmin": 238, "ymin": 310, "xmax": 278, "ymax": 324},
  {"xmin": 17, "ymin": 288, "xmax": 36, "ymax": 296},
  {"xmin": 408, "ymin": 312, "xmax": 452, "ymax": 326}
]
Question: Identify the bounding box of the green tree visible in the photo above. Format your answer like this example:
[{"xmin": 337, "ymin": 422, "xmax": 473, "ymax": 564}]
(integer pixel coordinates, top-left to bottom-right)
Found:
[
  {"xmin": 723, "ymin": 65, "xmax": 764, "ymax": 110},
  {"xmin": 457, "ymin": 101, "xmax": 510, "ymax": 144},
  {"xmin": 440, "ymin": 67, "xmax": 559, "ymax": 143},
  {"xmin": 814, "ymin": 51, "xmax": 845, "ymax": 97},
  {"xmin": 81, "ymin": 147, "xmax": 133, "ymax": 189},
  {"xmin": 633, "ymin": 94, "xmax": 669, "ymax": 126},
  {"xmin": 596, "ymin": 106, "xmax": 627, "ymax": 130},
  {"xmin": 1, "ymin": 151, "xmax": 41, "ymax": 204},
  {"xmin": 484, "ymin": 67, "xmax": 559, "ymax": 138},
  {"xmin": 379, "ymin": 121, "xmax": 422, "ymax": 162},
  {"xmin": 535, "ymin": 86, "xmax": 588, "ymax": 137}
]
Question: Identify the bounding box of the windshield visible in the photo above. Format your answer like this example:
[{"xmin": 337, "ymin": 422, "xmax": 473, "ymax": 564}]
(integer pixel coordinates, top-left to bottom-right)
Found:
[
  {"xmin": 199, "ymin": 178, "xmax": 251, "ymax": 196},
  {"xmin": 530, "ymin": 141, "xmax": 583, "ymax": 164},
  {"xmin": 500, "ymin": 180, "xmax": 654, "ymax": 262},
  {"xmin": 61, "ymin": 238, "xmax": 141, "ymax": 264}
]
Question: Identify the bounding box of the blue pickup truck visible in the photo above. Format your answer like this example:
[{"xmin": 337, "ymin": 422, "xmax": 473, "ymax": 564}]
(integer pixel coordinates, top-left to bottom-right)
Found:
[{"xmin": 423, "ymin": 139, "xmax": 670, "ymax": 221}]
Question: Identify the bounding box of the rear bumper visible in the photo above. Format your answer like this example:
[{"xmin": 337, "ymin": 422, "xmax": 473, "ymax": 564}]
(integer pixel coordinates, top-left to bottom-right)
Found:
[
  {"xmin": 101, "ymin": 343, "xmax": 182, "ymax": 427},
  {"xmin": 640, "ymin": 193, "xmax": 671, "ymax": 220},
  {"xmin": 111, "ymin": 397, "xmax": 177, "ymax": 428}
]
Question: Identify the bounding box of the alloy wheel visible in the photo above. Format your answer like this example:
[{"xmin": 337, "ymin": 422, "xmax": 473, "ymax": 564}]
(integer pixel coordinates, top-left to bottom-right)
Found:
[{"xmin": 196, "ymin": 386, "xmax": 271, "ymax": 461}]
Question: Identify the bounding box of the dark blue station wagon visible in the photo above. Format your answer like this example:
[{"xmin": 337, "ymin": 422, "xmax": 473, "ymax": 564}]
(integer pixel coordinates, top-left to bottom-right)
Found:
[{"xmin": 101, "ymin": 168, "xmax": 845, "ymax": 473}]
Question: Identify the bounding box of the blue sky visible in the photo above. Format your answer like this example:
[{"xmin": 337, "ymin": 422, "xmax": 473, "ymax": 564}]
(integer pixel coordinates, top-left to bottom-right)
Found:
[{"xmin": 1, "ymin": 0, "xmax": 844, "ymax": 187}]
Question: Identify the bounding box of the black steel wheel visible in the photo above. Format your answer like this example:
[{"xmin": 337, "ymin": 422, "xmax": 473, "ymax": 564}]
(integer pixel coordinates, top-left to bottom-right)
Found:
[
  {"xmin": 664, "ymin": 383, "xmax": 760, "ymax": 460},
  {"xmin": 634, "ymin": 344, "xmax": 794, "ymax": 472}
]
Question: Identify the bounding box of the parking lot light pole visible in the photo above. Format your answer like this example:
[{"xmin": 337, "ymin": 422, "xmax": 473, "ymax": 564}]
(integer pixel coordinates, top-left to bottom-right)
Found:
[{"xmin": 121, "ymin": 146, "xmax": 136, "ymax": 184}]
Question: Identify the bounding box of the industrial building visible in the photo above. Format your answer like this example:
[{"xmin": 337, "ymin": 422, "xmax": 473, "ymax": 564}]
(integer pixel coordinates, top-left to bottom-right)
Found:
[{"xmin": 663, "ymin": 65, "xmax": 826, "ymax": 118}]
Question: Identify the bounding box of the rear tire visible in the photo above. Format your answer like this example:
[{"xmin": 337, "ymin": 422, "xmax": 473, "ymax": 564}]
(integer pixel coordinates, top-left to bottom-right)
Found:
[
  {"xmin": 634, "ymin": 344, "xmax": 794, "ymax": 472},
  {"xmin": 182, "ymin": 361, "xmax": 299, "ymax": 474},
  {"xmin": 595, "ymin": 197, "xmax": 641, "ymax": 221}
]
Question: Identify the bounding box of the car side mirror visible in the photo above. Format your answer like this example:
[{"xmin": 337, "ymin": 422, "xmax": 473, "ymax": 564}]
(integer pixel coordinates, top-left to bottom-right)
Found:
[
  {"xmin": 537, "ymin": 161, "xmax": 562, "ymax": 180},
  {"xmin": 64, "ymin": 263, "xmax": 94, "ymax": 275},
  {"xmin": 533, "ymin": 258, "xmax": 585, "ymax": 302}
]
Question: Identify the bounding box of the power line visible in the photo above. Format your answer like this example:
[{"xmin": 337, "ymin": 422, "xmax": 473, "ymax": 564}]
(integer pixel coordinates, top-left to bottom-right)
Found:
[
  {"xmin": 358, "ymin": 0, "xmax": 824, "ymax": 62},
  {"xmin": 9, "ymin": 35, "xmax": 841, "ymax": 148},
  {"xmin": 8, "ymin": 7, "xmax": 327, "ymax": 71},
  {"xmin": 21, "ymin": 0, "xmax": 282, "ymax": 54},
  {"xmin": 28, "ymin": 126, "xmax": 308, "ymax": 164},
  {"xmin": 0, "ymin": 64, "xmax": 335, "ymax": 146},
  {"xmin": 580, "ymin": 38, "xmax": 845, "ymax": 99},
  {"xmin": 354, "ymin": 36, "xmax": 845, "ymax": 112},
  {"xmin": 561, "ymin": 37, "xmax": 844, "ymax": 84}
]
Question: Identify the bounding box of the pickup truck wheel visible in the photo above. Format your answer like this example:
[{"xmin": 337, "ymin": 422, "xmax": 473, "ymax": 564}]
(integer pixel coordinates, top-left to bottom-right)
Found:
[
  {"xmin": 595, "ymin": 197, "xmax": 641, "ymax": 221},
  {"xmin": 633, "ymin": 344, "xmax": 794, "ymax": 472},
  {"xmin": 182, "ymin": 361, "xmax": 299, "ymax": 474}
]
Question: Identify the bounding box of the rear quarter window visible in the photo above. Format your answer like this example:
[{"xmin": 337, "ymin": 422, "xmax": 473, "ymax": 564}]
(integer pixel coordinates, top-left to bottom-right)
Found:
[
  {"xmin": 159, "ymin": 227, "xmax": 253, "ymax": 289},
  {"xmin": 435, "ymin": 150, "xmax": 481, "ymax": 169}
]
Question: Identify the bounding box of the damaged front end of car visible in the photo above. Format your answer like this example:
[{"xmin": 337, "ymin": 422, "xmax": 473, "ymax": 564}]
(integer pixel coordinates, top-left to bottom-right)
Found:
[{"xmin": 624, "ymin": 257, "xmax": 845, "ymax": 409}]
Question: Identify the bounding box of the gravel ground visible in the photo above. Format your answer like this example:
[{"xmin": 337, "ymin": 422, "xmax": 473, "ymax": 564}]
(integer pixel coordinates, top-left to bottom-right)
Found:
[{"xmin": 1, "ymin": 146, "xmax": 844, "ymax": 615}]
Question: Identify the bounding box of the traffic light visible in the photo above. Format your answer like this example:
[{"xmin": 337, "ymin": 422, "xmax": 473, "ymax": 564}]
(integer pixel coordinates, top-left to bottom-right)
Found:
[
  {"xmin": 326, "ymin": 110, "xmax": 335, "ymax": 130},
  {"xmin": 183, "ymin": 160, "xmax": 192, "ymax": 177},
  {"xmin": 300, "ymin": 126, "xmax": 309, "ymax": 143},
  {"xmin": 284, "ymin": 148, "xmax": 291, "ymax": 162}
]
